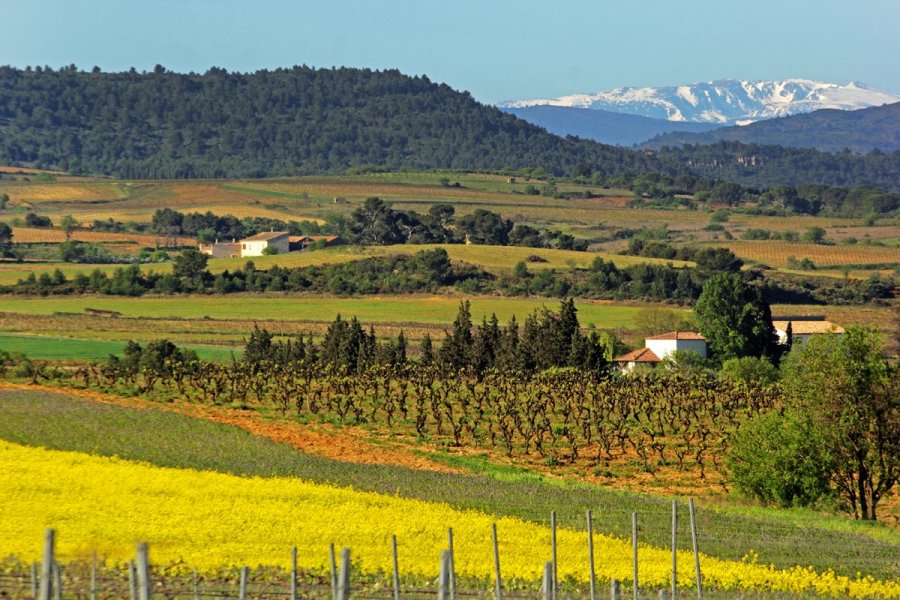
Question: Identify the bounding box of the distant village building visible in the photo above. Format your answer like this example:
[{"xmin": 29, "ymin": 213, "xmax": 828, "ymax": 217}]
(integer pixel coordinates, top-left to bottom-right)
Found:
[
  {"xmin": 612, "ymin": 331, "xmax": 707, "ymax": 372},
  {"xmin": 645, "ymin": 331, "xmax": 708, "ymax": 359},
  {"xmin": 772, "ymin": 315, "xmax": 845, "ymax": 347},
  {"xmin": 239, "ymin": 231, "xmax": 290, "ymax": 257},
  {"xmin": 197, "ymin": 240, "xmax": 241, "ymax": 258},
  {"xmin": 612, "ymin": 347, "xmax": 663, "ymax": 372},
  {"xmin": 201, "ymin": 232, "xmax": 340, "ymax": 258}
]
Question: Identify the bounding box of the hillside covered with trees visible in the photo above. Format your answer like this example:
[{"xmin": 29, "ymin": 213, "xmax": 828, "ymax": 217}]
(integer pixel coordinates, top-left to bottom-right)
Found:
[
  {"xmin": 1, "ymin": 65, "xmax": 899, "ymax": 191},
  {"xmin": 642, "ymin": 102, "xmax": 900, "ymax": 154}
]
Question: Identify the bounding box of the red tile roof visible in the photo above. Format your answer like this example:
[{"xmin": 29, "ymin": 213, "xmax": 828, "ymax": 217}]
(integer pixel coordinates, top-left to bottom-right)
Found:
[
  {"xmin": 612, "ymin": 348, "xmax": 661, "ymax": 363},
  {"xmin": 645, "ymin": 331, "xmax": 706, "ymax": 341}
]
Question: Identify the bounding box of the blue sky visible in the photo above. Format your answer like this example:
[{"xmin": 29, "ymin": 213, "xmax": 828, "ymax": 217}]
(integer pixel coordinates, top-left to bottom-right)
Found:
[{"xmin": 3, "ymin": 0, "xmax": 898, "ymax": 104}]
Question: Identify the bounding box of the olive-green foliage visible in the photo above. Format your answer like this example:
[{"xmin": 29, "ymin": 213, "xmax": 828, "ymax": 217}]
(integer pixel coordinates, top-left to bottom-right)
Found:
[
  {"xmin": 727, "ymin": 410, "xmax": 834, "ymax": 508},
  {"xmin": 719, "ymin": 356, "xmax": 780, "ymax": 385},
  {"xmin": 781, "ymin": 328, "xmax": 899, "ymax": 521},
  {"xmin": 694, "ymin": 273, "xmax": 782, "ymax": 363}
]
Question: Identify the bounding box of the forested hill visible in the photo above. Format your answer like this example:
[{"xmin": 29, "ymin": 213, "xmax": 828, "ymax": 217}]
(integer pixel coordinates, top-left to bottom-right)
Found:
[
  {"xmin": 0, "ymin": 65, "xmax": 898, "ymax": 191},
  {"xmin": 642, "ymin": 102, "xmax": 900, "ymax": 154}
]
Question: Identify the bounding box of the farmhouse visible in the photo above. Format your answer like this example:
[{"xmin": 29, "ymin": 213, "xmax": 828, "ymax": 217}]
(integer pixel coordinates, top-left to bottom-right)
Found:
[
  {"xmin": 200, "ymin": 231, "xmax": 290, "ymax": 258},
  {"xmin": 239, "ymin": 231, "xmax": 290, "ymax": 256},
  {"xmin": 772, "ymin": 315, "xmax": 845, "ymax": 347},
  {"xmin": 612, "ymin": 347, "xmax": 662, "ymax": 372},
  {"xmin": 612, "ymin": 331, "xmax": 707, "ymax": 372}
]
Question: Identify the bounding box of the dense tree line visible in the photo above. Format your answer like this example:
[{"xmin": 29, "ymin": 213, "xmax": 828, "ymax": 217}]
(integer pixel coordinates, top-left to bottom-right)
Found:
[
  {"xmin": 235, "ymin": 299, "xmax": 610, "ymax": 375},
  {"xmin": 148, "ymin": 200, "xmax": 586, "ymax": 249},
  {"xmin": 1, "ymin": 66, "xmax": 898, "ymax": 192},
  {"xmin": 338, "ymin": 198, "xmax": 586, "ymax": 249},
  {"xmin": 7, "ymin": 245, "xmax": 894, "ymax": 305},
  {"xmin": 599, "ymin": 172, "xmax": 899, "ymax": 217},
  {"xmin": 150, "ymin": 208, "xmax": 329, "ymax": 242}
]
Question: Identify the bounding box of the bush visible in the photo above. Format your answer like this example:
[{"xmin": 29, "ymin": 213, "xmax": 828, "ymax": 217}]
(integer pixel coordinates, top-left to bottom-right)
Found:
[
  {"xmin": 710, "ymin": 209, "xmax": 730, "ymax": 223},
  {"xmin": 727, "ymin": 411, "xmax": 834, "ymax": 508},
  {"xmin": 720, "ymin": 356, "xmax": 779, "ymax": 385}
]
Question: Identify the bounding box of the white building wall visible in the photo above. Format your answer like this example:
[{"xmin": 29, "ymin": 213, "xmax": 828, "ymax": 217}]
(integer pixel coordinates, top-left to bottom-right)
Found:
[
  {"xmin": 240, "ymin": 235, "xmax": 289, "ymax": 257},
  {"xmin": 645, "ymin": 339, "xmax": 707, "ymax": 359}
]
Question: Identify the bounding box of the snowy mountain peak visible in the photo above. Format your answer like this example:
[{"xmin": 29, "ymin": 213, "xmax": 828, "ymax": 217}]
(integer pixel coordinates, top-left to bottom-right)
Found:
[{"xmin": 499, "ymin": 79, "xmax": 900, "ymax": 124}]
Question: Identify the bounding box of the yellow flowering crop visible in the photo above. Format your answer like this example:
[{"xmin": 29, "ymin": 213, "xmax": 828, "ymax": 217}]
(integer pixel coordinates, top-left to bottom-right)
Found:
[{"xmin": 0, "ymin": 441, "xmax": 895, "ymax": 598}]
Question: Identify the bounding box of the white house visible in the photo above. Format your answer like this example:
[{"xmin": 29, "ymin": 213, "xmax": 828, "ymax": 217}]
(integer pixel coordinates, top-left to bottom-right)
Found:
[
  {"xmin": 239, "ymin": 231, "xmax": 290, "ymax": 257},
  {"xmin": 612, "ymin": 331, "xmax": 707, "ymax": 371},
  {"xmin": 772, "ymin": 317, "xmax": 844, "ymax": 347},
  {"xmin": 644, "ymin": 331, "xmax": 707, "ymax": 359}
]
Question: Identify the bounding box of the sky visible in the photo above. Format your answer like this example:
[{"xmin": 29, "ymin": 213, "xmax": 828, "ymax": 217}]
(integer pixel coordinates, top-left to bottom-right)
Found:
[{"xmin": 2, "ymin": 0, "xmax": 898, "ymax": 104}]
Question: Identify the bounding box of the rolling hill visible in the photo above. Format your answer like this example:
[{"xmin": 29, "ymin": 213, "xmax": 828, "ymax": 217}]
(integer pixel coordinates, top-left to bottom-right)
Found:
[
  {"xmin": 0, "ymin": 66, "xmax": 898, "ymax": 191},
  {"xmin": 642, "ymin": 102, "xmax": 900, "ymax": 153}
]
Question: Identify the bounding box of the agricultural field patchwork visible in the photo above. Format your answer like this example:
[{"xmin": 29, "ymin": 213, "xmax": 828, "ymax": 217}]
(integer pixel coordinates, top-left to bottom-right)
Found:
[{"xmin": 1, "ymin": 389, "xmax": 897, "ymax": 596}]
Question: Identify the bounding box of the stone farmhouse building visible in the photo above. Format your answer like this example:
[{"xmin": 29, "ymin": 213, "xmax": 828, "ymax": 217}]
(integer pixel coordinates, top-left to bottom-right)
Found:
[
  {"xmin": 613, "ymin": 331, "xmax": 707, "ymax": 372},
  {"xmin": 772, "ymin": 315, "xmax": 845, "ymax": 347},
  {"xmin": 200, "ymin": 232, "xmax": 340, "ymax": 258}
]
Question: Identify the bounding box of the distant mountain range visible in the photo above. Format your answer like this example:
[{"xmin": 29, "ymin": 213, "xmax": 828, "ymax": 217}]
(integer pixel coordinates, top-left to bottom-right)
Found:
[
  {"xmin": 499, "ymin": 79, "xmax": 900, "ymax": 125},
  {"xmin": 499, "ymin": 79, "xmax": 900, "ymax": 150},
  {"xmin": 641, "ymin": 102, "xmax": 900, "ymax": 153},
  {"xmin": 501, "ymin": 106, "xmax": 722, "ymax": 147}
]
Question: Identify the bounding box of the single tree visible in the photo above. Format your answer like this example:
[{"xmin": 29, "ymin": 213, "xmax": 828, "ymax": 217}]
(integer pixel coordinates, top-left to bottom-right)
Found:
[
  {"xmin": 0, "ymin": 223, "xmax": 13, "ymax": 257},
  {"xmin": 781, "ymin": 327, "xmax": 898, "ymax": 520},
  {"xmin": 695, "ymin": 273, "xmax": 781, "ymax": 363},
  {"xmin": 60, "ymin": 215, "xmax": 78, "ymax": 241},
  {"xmin": 172, "ymin": 248, "xmax": 209, "ymax": 288}
]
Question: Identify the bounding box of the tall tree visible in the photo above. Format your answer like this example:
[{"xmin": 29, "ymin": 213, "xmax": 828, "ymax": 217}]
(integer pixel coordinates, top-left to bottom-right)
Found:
[
  {"xmin": 694, "ymin": 273, "xmax": 781, "ymax": 362},
  {"xmin": 0, "ymin": 223, "xmax": 13, "ymax": 257},
  {"xmin": 439, "ymin": 300, "xmax": 474, "ymax": 370}
]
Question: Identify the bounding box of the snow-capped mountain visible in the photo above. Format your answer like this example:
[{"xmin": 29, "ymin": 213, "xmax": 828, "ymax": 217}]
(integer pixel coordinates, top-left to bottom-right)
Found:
[{"xmin": 499, "ymin": 79, "xmax": 900, "ymax": 125}]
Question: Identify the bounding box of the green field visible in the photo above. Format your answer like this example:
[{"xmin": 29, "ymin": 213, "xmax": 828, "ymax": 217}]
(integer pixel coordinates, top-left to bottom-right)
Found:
[
  {"xmin": 1, "ymin": 388, "xmax": 895, "ymax": 581},
  {"xmin": 0, "ymin": 334, "xmax": 239, "ymax": 361},
  {"xmin": 0, "ymin": 294, "xmax": 659, "ymax": 328}
]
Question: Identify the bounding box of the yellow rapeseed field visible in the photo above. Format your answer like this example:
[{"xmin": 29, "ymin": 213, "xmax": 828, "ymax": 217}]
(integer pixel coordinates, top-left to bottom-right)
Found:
[{"xmin": 0, "ymin": 441, "xmax": 895, "ymax": 598}]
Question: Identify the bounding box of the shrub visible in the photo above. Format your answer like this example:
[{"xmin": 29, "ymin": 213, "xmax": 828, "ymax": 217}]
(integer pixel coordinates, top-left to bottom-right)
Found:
[
  {"xmin": 720, "ymin": 356, "xmax": 779, "ymax": 385},
  {"xmin": 710, "ymin": 209, "xmax": 730, "ymax": 223},
  {"xmin": 727, "ymin": 411, "xmax": 834, "ymax": 508}
]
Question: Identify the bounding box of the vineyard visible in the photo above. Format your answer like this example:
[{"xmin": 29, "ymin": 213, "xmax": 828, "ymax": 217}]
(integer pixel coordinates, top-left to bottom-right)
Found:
[
  {"xmin": 705, "ymin": 241, "xmax": 900, "ymax": 269},
  {"xmin": 1, "ymin": 183, "xmax": 128, "ymax": 203},
  {"xmin": 11, "ymin": 226, "xmax": 195, "ymax": 246},
  {"xmin": 70, "ymin": 362, "xmax": 780, "ymax": 481}
]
